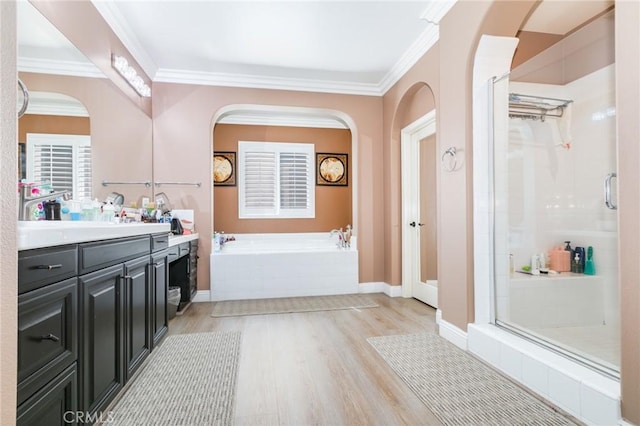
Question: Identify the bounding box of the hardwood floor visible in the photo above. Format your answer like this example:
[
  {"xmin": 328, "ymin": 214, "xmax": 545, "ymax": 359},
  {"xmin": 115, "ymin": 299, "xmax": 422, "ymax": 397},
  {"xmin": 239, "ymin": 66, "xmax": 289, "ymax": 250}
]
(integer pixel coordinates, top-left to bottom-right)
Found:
[{"xmin": 167, "ymin": 294, "xmax": 444, "ymax": 426}]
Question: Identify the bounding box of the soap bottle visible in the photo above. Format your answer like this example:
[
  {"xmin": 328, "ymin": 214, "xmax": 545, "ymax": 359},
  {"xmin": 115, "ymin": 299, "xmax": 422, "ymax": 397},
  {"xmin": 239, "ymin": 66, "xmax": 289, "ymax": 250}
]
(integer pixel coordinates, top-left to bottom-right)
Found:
[
  {"xmin": 563, "ymin": 241, "xmax": 573, "ymax": 273},
  {"xmin": 572, "ymin": 252, "xmax": 583, "ymax": 273},
  {"xmin": 574, "ymin": 246, "xmax": 585, "ymax": 273}
]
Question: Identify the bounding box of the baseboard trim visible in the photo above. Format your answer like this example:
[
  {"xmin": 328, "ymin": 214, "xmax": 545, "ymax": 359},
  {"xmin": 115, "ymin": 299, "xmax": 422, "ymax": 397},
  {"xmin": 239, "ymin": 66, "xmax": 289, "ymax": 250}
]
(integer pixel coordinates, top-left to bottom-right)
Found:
[
  {"xmin": 192, "ymin": 290, "xmax": 211, "ymax": 303},
  {"xmin": 438, "ymin": 317, "xmax": 468, "ymax": 350},
  {"xmin": 358, "ymin": 282, "xmax": 402, "ymax": 297},
  {"xmin": 200, "ymin": 285, "xmax": 403, "ymax": 302},
  {"xmin": 435, "ymin": 309, "xmax": 442, "ymax": 325}
]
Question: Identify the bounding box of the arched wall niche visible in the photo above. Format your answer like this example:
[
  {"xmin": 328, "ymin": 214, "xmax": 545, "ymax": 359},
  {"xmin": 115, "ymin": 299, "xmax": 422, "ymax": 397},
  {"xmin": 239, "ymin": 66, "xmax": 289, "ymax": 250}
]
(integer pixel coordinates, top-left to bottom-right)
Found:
[{"xmin": 210, "ymin": 103, "xmax": 360, "ymax": 236}]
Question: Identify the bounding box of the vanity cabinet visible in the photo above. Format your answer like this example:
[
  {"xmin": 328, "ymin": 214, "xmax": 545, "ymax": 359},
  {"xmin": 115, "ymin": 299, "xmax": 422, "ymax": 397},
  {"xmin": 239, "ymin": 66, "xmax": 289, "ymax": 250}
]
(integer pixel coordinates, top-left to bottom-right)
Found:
[
  {"xmin": 189, "ymin": 239, "xmax": 199, "ymax": 302},
  {"xmin": 17, "ymin": 364, "xmax": 78, "ymax": 426},
  {"xmin": 123, "ymin": 256, "xmax": 152, "ymax": 380},
  {"xmin": 78, "ymin": 264, "xmax": 125, "ymax": 416},
  {"xmin": 17, "ymin": 228, "xmax": 194, "ymax": 425},
  {"xmin": 168, "ymin": 240, "xmax": 198, "ymax": 311},
  {"xmin": 151, "ymin": 248, "xmax": 169, "ymax": 348},
  {"xmin": 78, "ymin": 235, "xmax": 150, "ymax": 415},
  {"xmin": 17, "ymin": 245, "xmax": 79, "ymax": 425}
]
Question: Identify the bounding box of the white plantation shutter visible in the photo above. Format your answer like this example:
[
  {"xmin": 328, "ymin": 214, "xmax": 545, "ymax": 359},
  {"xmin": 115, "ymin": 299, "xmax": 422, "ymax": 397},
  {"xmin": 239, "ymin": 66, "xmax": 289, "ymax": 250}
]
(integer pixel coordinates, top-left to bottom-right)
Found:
[
  {"xmin": 238, "ymin": 141, "xmax": 315, "ymax": 218},
  {"xmin": 244, "ymin": 151, "xmax": 276, "ymax": 211},
  {"xmin": 26, "ymin": 134, "xmax": 92, "ymax": 200},
  {"xmin": 279, "ymin": 152, "xmax": 310, "ymax": 209}
]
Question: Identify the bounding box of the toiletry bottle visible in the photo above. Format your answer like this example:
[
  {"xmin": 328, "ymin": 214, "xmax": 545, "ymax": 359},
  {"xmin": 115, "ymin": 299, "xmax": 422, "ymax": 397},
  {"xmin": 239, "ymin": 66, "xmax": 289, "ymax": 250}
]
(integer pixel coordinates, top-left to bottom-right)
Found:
[
  {"xmin": 530, "ymin": 254, "xmax": 540, "ymax": 273},
  {"xmin": 538, "ymin": 252, "xmax": 546, "ymax": 270},
  {"xmin": 574, "ymin": 247, "xmax": 585, "ymax": 273},
  {"xmin": 509, "ymin": 254, "xmax": 514, "ymax": 276},
  {"xmin": 563, "ymin": 241, "xmax": 573, "ymax": 272},
  {"xmin": 572, "ymin": 252, "xmax": 582, "ymax": 273},
  {"xmin": 584, "ymin": 246, "xmax": 595, "ymax": 275}
]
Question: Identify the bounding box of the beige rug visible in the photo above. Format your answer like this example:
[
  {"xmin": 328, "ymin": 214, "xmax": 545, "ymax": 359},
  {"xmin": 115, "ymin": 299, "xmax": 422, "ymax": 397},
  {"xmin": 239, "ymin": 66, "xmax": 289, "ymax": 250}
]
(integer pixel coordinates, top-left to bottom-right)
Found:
[
  {"xmin": 368, "ymin": 333, "xmax": 579, "ymax": 426},
  {"xmin": 211, "ymin": 294, "xmax": 378, "ymax": 317},
  {"xmin": 109, "ymin": 331, "xmax": 241, "ymax": 426}
]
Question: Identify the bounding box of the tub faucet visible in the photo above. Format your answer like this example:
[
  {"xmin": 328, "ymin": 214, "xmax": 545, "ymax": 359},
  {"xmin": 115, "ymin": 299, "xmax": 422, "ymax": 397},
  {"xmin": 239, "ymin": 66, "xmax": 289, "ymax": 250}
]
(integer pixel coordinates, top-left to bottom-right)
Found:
[
  {"xmin": 19, "ymin": 184, "xmax": 71, "ymax": 221},
  {"xmin": 330, "ymin": 227, "xmax": 349, "ymax": 249}
]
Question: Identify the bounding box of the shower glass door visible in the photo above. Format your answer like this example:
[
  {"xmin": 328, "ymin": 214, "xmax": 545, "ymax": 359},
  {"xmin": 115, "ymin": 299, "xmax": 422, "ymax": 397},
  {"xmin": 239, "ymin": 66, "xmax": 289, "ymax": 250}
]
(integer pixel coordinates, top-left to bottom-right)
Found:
[{"xmin": 492, "ymin": 11, "xmax": 619, "ymax": 377}]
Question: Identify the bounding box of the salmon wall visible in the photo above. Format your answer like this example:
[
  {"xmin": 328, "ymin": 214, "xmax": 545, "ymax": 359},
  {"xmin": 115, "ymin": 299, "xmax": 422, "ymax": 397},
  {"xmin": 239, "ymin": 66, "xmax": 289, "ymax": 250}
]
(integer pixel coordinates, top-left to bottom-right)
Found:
[
  {"xmin": 18, "ymin": 72, "xmax": 154, "ymax": 204},
  {"xmin": 152, "ymin": 83, "xmax": 383, "ymax": 290},
  {"xmin": 213, "ymin": 124, "xmax": 352, "ymax": 234},
  {"xmin": 383, "ymin": 0, "xmax": 538, "ymax": 331},
  {"xmin": 18, "ymin": 115, "xmax": 90, "ymax": 142}
]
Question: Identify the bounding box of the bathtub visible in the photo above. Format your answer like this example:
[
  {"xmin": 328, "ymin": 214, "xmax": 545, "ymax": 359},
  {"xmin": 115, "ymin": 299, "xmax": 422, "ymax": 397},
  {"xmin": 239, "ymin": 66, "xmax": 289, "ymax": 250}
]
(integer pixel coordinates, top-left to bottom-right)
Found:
[{"xmin": 210, "ymin": 232, "xmax": 359, "ymax": 301}]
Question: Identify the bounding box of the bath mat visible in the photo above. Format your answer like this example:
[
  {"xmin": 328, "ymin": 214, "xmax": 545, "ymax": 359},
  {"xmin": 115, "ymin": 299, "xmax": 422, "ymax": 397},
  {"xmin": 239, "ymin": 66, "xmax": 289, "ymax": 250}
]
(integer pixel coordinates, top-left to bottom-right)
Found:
[
  {"xmin": 368, "ymin": 333, "xmax": 578, "ymax": 426},
  {"xmin": 211, "ymin": 294, "xmax": 378, "ymax": 317},
  {"xmin": 109, "ymin": 331, "xmax": 241, "ymax": 426}
]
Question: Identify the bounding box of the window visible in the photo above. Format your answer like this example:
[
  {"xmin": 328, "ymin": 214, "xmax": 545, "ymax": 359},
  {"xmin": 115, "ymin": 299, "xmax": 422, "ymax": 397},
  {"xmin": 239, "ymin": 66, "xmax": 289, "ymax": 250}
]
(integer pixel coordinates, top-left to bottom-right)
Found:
[
  {"xmin": 26, "ymin": 133, "xmax": 92, "ymax": 200},
  {"xmin": 238, "ymin": 141, "xmax": 315, "ymax": 219}
]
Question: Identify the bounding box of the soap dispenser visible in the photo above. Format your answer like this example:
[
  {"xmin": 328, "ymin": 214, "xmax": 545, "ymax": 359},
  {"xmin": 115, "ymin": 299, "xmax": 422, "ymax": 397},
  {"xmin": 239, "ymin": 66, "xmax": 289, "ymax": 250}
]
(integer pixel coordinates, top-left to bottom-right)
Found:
[{"xmin": 563, "ymin": 241, "xmax": 573, "ymax": 273}]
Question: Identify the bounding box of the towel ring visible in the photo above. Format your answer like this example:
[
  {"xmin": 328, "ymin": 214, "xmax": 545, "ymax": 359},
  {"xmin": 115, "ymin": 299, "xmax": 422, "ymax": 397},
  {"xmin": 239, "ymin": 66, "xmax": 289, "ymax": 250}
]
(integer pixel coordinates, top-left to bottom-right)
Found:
[{"xmin": 441, "ymin": 147, "xmax": 457, "ymax": 172}]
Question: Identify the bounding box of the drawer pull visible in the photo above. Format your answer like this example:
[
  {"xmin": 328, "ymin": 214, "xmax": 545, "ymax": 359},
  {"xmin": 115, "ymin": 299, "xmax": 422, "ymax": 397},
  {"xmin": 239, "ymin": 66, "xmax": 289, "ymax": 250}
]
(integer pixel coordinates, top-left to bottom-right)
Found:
[
  {"xmin": 40, "ymin": 333, "xmax": 60, "ymax": 342},
  {"xmin": 33, "ymin": 264, "xmax": 63, "ymax": 270},
  {"xmin": 155, "ymin": 239, "xmax": 168, "ymax": 244}
]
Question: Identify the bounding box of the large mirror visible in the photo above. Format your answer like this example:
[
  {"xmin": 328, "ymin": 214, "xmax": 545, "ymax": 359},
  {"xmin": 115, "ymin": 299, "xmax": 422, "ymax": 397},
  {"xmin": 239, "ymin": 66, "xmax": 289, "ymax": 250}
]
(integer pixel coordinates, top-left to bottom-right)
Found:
[{"xmin": 17, "ymin": 1, "xmax": 153, "ymax": 209}]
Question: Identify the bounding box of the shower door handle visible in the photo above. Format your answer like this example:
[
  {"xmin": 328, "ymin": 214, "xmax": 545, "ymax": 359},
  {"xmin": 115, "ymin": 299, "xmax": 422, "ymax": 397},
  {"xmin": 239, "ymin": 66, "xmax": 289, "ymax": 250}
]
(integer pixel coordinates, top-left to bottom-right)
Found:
[{"xmin": 604, "ymin": 172, "xmax": 617, "ymax": 210}]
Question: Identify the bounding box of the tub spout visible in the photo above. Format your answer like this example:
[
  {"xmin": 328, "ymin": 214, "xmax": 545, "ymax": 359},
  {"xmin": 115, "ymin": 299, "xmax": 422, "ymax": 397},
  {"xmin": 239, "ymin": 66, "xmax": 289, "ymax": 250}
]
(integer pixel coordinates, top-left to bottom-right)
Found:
[{"xmin": 330, "ymin": 227, "xmax": 351, "ymax": 249}]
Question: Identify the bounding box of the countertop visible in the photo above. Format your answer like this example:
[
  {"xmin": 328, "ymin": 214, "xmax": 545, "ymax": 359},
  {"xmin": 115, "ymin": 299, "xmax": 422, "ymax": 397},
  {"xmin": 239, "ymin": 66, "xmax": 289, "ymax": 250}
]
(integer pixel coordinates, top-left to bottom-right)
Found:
[
  {"xmin": 18, "ymin": 221, "xmax": 172, "ymax": 251},
  {"xmin": 168, "ymin": 233, "xmax": 199, "ymax": 247}
]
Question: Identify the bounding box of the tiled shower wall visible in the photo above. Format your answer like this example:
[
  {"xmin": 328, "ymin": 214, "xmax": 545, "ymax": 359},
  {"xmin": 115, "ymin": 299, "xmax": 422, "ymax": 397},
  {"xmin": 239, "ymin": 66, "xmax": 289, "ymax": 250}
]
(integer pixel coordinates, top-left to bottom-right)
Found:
[{"xmin": 499, "ymin": 64, "xmax": 618, "ymax": 327}]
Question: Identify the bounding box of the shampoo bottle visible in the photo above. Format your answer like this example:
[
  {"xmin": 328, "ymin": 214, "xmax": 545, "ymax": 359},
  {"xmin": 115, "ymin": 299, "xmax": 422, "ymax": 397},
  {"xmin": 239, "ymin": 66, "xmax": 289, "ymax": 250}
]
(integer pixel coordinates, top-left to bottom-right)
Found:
[{"xmin": 584, "ymin": 246, "xmax": 596, "ymax": 275}]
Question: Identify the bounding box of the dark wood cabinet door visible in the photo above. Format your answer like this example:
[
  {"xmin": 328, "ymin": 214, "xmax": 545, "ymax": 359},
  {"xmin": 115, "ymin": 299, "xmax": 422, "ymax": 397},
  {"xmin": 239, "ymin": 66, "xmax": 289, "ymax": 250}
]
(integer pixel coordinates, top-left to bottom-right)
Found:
[
  {"xmin": 124, "ymin": 256, "xmax": 151, "ymax": 380},
  {"xmin": 17, "ymin": 364, "xmax": 78, "ymax": 426},
  {"xmin": 79, "ymin": 264, "xmax": 124, "ymax": 415},
  {"xmin": 151, "ymin": 250, "xmax": 169, "ymax": 347}
]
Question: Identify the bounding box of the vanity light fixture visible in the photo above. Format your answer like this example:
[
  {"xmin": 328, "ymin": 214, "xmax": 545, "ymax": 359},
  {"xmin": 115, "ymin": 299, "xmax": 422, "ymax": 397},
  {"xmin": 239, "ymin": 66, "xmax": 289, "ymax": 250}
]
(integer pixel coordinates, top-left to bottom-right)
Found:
[{"xmin": 111, "ymin": 55, "xmax": 151, "ymax": 98}]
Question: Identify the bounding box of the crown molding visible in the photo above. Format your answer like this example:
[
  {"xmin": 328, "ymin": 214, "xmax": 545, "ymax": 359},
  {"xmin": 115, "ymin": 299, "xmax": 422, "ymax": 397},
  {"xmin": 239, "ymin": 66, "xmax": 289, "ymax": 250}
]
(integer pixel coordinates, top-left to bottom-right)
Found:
[
  {"xmin": 154, "ymin": 68, "xmax": 383, "ymax": 96},
  {"xmin": 378, "ymin": 26, "xmax": 440, "ymax": 94},
  {"xmin": 218, "ymin": 113, "xmax": 348, "ymax": 129},
  {"xmin": 26, "ymin": 94, "xmax": 89, "ymax": 117},
  {"xmin": 95, "ymin": 0, "xmax": 457, "ymax": 97},
  {"xmin": 18, "ymin": 57, "xmax": 106, "ymax": 79},
  {"xmin": 421, "ymin": 0, "xmax": 457, "ymax": 24},
  {"xmin": 90, "ymin": 0, "xmax": 158, "ymax": 80}
]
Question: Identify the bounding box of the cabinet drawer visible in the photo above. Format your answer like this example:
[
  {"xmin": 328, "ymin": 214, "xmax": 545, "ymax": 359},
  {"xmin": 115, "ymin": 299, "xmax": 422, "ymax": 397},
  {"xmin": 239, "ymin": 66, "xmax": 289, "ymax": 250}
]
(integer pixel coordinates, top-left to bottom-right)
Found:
[
  {"xmin": 19, "ymin": 246, "xmax": 78, "ymax": 294},
  {"xmin": 151, "ymin": 233, "xmax": 169, "ymax": 252},
  {"xmin": 167, "ymin": 242, "xmax": 189, "ymax": 263},
  {"xmin": 79, "ymin": 236, "xmax": 150, "ymax": 274},
  {"xmin": 17, "ymin": 278, "xmax": 78, "ymax": 406},
  {"xmin": 17, "ymin": 363, "xmax": 78, "ymax": 426}
]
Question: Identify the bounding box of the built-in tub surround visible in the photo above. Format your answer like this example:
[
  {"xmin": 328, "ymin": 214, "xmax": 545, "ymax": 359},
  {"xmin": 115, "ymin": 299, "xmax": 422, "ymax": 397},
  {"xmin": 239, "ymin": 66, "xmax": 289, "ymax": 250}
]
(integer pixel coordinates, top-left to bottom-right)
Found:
[{"xmin": 210, "ymin": 232, "xmax": 358, "ymax": 301}]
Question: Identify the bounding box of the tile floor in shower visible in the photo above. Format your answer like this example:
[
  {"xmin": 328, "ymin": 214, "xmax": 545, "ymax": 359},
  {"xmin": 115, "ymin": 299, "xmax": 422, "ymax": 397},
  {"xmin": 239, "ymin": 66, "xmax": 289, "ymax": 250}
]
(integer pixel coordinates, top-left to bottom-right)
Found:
[{"xmin": 530, "ymin": 324, "xmax": 620, "ymax": 371}]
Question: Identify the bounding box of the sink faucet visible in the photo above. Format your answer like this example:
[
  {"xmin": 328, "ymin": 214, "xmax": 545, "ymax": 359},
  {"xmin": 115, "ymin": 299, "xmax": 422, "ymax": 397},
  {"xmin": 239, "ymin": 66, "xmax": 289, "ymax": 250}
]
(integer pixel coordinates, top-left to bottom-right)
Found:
[{"xmin": 19, "ymin": 184, "xmax": 71, "ymax": 221}]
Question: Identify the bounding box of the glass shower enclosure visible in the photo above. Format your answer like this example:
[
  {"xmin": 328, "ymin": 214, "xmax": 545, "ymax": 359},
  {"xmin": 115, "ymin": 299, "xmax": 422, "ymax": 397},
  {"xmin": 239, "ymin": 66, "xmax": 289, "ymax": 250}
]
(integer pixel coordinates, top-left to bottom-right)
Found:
[{"xmin": 491, "ymin": 11, "xmax": 619, "ymax": 377}]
